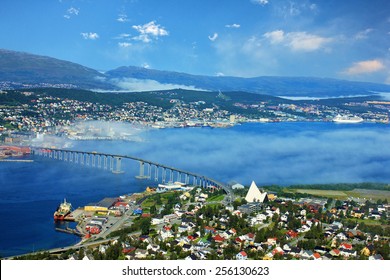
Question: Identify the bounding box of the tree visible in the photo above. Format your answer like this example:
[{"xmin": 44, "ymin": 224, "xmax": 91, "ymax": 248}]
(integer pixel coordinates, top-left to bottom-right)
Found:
[
  {"xmin": 78, "ymin": 248, "xmax": 85, "ymax": 259},
  {"xmin": 140, "ymin": 218, "xmax": 151, "ymax": 235},
  {"xmin": 150, "ymin": 205, "xmax": 157, "ymax": 215}
]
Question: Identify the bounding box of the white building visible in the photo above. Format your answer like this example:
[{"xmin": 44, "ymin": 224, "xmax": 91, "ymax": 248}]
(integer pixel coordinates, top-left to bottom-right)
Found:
[{"xmin": 245, "ymin": 181, "xmax": 268, "ymax": 203}]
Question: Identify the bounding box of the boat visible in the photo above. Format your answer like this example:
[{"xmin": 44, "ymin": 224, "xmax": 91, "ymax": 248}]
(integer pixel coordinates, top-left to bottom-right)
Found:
[
  {"xmin": 333, "ymin": 115, "xmax": 363, "ymax": 123},
  {"xmin": 54, "ymin": 199, "xmax": 72, "ymax": 221}
]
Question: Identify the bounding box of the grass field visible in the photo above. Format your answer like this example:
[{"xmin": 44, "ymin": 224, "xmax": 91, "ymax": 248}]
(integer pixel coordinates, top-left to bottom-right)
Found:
[
  {"xmin": 207, "ymin": 195, "xmax": 225, "ymax": 202},
  {"xmin": 287, "ymin": 188, "xmax": 390, "ymax": 201}
]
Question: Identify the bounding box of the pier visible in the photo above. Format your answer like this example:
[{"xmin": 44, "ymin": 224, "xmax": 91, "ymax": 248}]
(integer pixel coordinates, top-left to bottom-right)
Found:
[{"xmin": 55, "ymin": 227, "xmax": 84, "ymax": 237}]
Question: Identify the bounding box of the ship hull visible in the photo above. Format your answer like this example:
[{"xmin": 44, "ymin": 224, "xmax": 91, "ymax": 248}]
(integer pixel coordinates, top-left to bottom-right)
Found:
[{"xmin": 53, "ymin": 199, "xmax": 72, "ymax": 221}]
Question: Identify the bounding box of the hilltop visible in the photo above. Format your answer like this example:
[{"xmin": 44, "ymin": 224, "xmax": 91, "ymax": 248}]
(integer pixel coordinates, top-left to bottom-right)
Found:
[
  {"xmin": 0, "ymin": 49, "xmax": 113, "ymax": 90},
  {"xmin": 1, "ymin": 49, "xmax": 390, "ymax": 97}
]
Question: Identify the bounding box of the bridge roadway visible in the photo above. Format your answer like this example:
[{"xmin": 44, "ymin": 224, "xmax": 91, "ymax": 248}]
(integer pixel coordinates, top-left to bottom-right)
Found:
[{"xmin": 31, "ymin": 147, "xmax": 230, "ymax": 194}]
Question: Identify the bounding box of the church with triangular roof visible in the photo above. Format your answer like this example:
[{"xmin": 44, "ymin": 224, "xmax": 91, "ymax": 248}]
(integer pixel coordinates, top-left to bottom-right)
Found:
[{"xmin": 245, "ymin": 181, "xmax": 268, "ymax": 203}]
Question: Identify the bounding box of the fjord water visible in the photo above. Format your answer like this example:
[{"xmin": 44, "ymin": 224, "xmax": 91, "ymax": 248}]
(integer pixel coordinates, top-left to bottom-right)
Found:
[{"xmin": 0, "ymin": 122, "xmax": 389, "ymax": 257}]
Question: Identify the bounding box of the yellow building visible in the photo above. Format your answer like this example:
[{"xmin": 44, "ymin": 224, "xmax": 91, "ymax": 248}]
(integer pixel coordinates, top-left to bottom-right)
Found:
[{"xmin": 84, "ymin": 205, "xmax": 108, "ymax": 212}]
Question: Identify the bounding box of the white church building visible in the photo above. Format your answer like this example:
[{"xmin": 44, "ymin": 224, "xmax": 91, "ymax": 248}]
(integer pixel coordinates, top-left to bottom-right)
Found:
[{"xmin": 245, "ymin": 181, "xmax": 268, "ymax": 203}]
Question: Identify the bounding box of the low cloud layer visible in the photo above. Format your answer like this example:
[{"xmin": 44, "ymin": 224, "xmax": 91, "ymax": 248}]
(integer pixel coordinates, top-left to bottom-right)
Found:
[
  {"xmin": 110, "ymin": 77, "xmax": 207, "ymax": 92},
  {"xmin": 75, "ymin": 124, "xmax": 390, "ymax": 186}
]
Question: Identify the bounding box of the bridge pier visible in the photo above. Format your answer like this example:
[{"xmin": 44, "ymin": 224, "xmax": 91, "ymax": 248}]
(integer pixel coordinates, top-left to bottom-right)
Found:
[
  {"xmin": 169, "ymin": 169, "xmax": 173, "ymax": 183},
  {"xmin": 177, "ymin": 172, "xmax": 182, "ymax": 183},
  {"xmin": 162, "ymin": 168, "xmax": 166, "ymax": 183},
  {"xmin": 135, "ymin": 161, "xmax": 149, "ymax": 179},
  {"xmin": 103, "ymin": 156, "xmax": 108, "ymax": 170},
  {"xmin": 154, "ymin": 165, "xmax": 159, "ymax": 181},
  {"xmin": 112, "ymin": 157, "xmax": 124, "ymax": 174},
  {"xmin": 97, "ymin": 155, "xmax": 102, "ymax": 168},
  {"xmin": 185, "ymin": 174, "xmax": 189, "ymax": 185}
]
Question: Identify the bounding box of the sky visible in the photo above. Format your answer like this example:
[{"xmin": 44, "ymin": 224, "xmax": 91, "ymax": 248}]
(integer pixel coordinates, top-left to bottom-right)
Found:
[{"xmin": 1, "ymin": 0, "xmax": 390, "ymax": 84}]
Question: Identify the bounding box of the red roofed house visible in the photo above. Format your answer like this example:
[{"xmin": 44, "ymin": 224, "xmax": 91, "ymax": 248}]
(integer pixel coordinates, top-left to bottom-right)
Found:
[
  {"xmin": 330, "ymin": 249, "xmax": 340, "ymax": 257},
  {"xmin": 246, "ymin": 233, "xmax": 255, "ymax": 241},
  {"xmin": 339, "ymin": 243, "xmax": 353, "ymax": 250},
  {"xmin": 313, "ymin": 252, "xmax": 322, "ymax": 260},
  {"xmin": 267, "ymin": 237, "xmax": 277, "ymax": 246},
  {"xmin": 214, "ymin": 234, "xmax": 225, "ymax": 243},
  {"xmin": 236, "ymin": 251, "xmax": 248, "ymax": 260},
  {"xmin": 286, "ymin": 230, "xmax": 299, "ymax": 239}
]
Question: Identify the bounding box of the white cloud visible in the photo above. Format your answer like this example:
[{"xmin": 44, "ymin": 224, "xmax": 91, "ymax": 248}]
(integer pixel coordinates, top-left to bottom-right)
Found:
[
  {"xmin": 64, "ymin": 7, "xmax": 79, "ymax": 19},
  {"xmin": 142, "ymin": 63, "xmax": 150, "ymax": 69},
  {"xmin": 117, "ymin": 13, "xmax": 129, "ymax": 22},
  {"xmin": 132, "ymin": 21, "xmax": 168, "ymax": 43},
  {"xmin": 110, "ymin": 78, "xmax": 207, "ymax": 92},
  {"xmin": 116, "ymin": 33, "xmax": 131, "ymax": 39},
  {"xmin": 133, "ymin": 34, "xmax": 152, "ymax": 43},
  {"xmin": 286, "ymin": 32, "xmax": 332, "ymax": 51},
  {"xmin": 225, "ymin": 24, "xmax": 241, "ymax": 28},
  {"xmin": 355, "ymin": 28, "xmax": 373, "ymax": 40},
  {"xmin": 263, "ymin": 30, "xmax": 332, "ymax": 51},
  {"xmin": 251, "ymin": 0, "xmax": 269, "ymax": 5},
  {"xmin": 81, "ymin": 32, "xmax": 99, "ymax": 40},
  {"xmin": 263, "ymin": 30, "xmax": 285, "ymax": 44},
  {"xmin": 344, "ymin": 59, "xmax": 385, "ymax": 75},
  {"xmin": 208, "ymin": 33, "xmax": 219, "ymax": 42},
  {"xmin": 118, "ymin": 42, "xmax": 132, "ymax": 48}
]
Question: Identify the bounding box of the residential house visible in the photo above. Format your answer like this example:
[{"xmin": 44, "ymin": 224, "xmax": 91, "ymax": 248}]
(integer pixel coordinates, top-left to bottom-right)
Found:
[
  {"xmin": 213, "ymin": 234, "xmax": 225, "ymax": 243},
  {"xmin": 236, "ymin": 251, "xmax": 248, "ymax": 260},
  {"xmin": 134, "ymin": 249, "xmax": 148, "ymax": 259},
  {"xmin": 369, "ymin": 254, "xmax": 384, "ymax": 260},
  {"xmin": 301, "ymin": 250, "xmax": 314, "ymax": 259},
  {"xmin": 312, "ymin": 252, "xmax": 322, "ymax": 260},
  {"xmin": 267, "ymin": 237, "xmax": 277, "ymax": 246},
  {"xmin": 146, "ymin": 244, "xmax": 160, "ymax": 252}
]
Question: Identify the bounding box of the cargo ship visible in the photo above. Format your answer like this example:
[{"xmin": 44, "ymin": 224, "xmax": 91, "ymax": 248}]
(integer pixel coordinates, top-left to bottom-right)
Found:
[{"xmin": 54, "ymin": 199, "xmax": 72, "ymax": 221}]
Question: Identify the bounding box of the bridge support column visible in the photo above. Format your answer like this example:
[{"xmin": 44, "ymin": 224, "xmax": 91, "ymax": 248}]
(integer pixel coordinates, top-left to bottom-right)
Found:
[
  {"xmin": 135, "ymin": 161, "xmax": 149, "ymax": 179},
  {"xmin": 162, "ymin": 168, "xmax": 166, "ymax": 183},
  {"xmin": 185, "ymin": 174, "xmax": 189, "ymax": 185},
  {"xmin": 112, "ymin": 157, "xmax": 124, "ymax": 174},
  {"xmin": 154, "ymin": 166, "xmax": 159, "ymax": 181},
  {"xmin": 103, "ymin": 156, "xmax": 108, "ymax": 170},
  {"xmin": 97, "ymin": 155, "xmax": 101, "ymax": 168},
  {"xmin": 109, "ymin": 157, "xmax": 114, "ymax": 171},
  {"xmin": 177, "ymin": 172, "xmax": 182, "ymax": 183},
  {"xmin": 169, "ymin": 169, "xmax": 173, "ymax": 183},
  {"xmin": 147, "ymin": 164, "xmax": 151, "ymax": 179}
]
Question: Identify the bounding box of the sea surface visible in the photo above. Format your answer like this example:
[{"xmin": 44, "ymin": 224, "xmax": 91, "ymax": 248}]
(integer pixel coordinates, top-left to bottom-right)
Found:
[{"xmin": 0, "ymin": 122, "xmax": 389, "ymax": 257}]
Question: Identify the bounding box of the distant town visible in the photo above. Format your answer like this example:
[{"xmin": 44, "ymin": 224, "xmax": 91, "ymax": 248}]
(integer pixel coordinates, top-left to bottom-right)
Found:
[
  {"xmin": 0, "ymin": 87, "xmax": 389, "ymax": 145},
  {"xmin": 9, "ymin": 180, "xmax": 389, "ymax": 260}
]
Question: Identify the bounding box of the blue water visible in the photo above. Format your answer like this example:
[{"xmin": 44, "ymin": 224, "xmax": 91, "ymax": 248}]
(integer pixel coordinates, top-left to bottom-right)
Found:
[{"xmin": 0, "ymin": 122, "xmax": 389, "ymax": 257}]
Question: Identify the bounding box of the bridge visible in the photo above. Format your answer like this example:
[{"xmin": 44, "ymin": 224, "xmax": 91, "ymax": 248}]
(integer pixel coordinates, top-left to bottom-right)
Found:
[{"xmin": 30, "ymin": 147, "xmax": 230, "ymax": 194}]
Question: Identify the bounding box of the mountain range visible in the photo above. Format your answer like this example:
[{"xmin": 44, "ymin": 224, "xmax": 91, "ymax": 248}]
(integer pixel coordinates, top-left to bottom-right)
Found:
[{"xmin": 1, "ymin": 49, "xmax": 390, "ymax": 97}]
